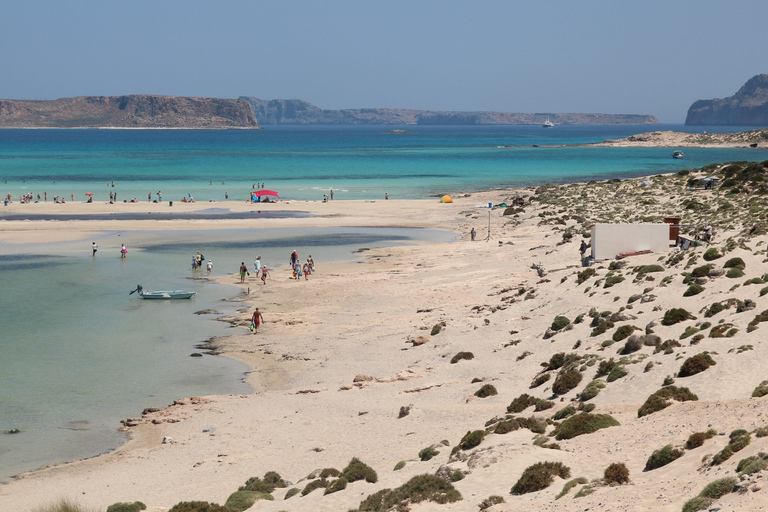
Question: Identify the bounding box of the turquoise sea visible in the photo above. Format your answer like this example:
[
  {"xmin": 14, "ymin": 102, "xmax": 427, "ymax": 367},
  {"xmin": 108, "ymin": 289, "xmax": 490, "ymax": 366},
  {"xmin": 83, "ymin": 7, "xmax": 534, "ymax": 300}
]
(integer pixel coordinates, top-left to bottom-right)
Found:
[{"xmin": 0, "ymin": 124, "xmax": 763, "ymax": 481}]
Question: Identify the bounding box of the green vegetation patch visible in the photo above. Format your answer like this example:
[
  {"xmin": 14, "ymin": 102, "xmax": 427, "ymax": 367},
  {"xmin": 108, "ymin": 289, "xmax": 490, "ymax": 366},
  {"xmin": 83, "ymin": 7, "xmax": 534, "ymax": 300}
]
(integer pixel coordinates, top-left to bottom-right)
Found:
[
  {"xmin": 419, "ymin": 446, "xmax": 440, "ymax": 461},
  {"xmin": 507, "ymin": 393, "xmax": 539, "ymax": 413},
  {"xmin": 612, "ymin": 324, "xmax": 637, "ymax": 342},
  {"xmin": 107, "ymin": 503, "xmax": 147, "ymax": 512},
  {"xmin": 603, "ymin": 275, "xmax": 625, "ymax": 288},
  {"xmin": 551, "ymin": 316, "xmax": 570, "ymax": 331},
  {"xmin": 752, "ymin": 380, "xmax": 768, "ymax": 397},
  {"xmin": 554, "ymin": 477, "xmax": 588, "ymax": 500},
  {"xmin": 577, "ymin": 267, "xmax": 596, "ymax": 284},
  {"xmin": 168, "ymin": 502, "xmax": 231, "ymax": 512},
  {"xmin": 678, "ymin": 353, "xmax": 716, "ymax": 377},
  {"xmin": 552, "ymin": 369, "xmax": 583, "ymax": 395},
  {"xmin": 645, "ymin": 444, "xmax": 684, "ymax": 471},
  {"xmin": 459, "ymin": 430, "xmax": 486, "ymax": 451},
  {"xmin": 350, "ymin": 474, "xmax": 461, "ymax": 512},
  {"xmin": 474, "ymin": 384, "xmax": 498, "ymax": 398},
  {"xmin": 450, "ymin": 351, "xmax": 474, "ymax": 364},
  {"xmin": 661, "ymin": 308, "xmax": 694, "ymax": 326},
  {"xmin": 606, "ymin": 365, "xmax": 628, "ymax": 383},
  {"xmin": 686, "ymin": 431, "xmax": 715, "ymax": 449},
  {"xmin": 580, "ymin": 379, "xmax": 606, "ymax": 401},
  {"xmin": 225, "ymin": 491, "xmax": 272, "ymax": 512},
  {"xmin": 342, "ymin": 457, "xmax": 378, "ymax": 483},
  {"xmin": 554, "ymin": 412, "xmax": 620, "ymax": 440},
  {"xmin": 510, "ymin": 461, "xmax": 571, "ymax": 495},
  {"xmin": 284, "ymin": 488, "xmax": 300, "ymax": 500},
  {"xmin": 637, "ymin": 386, "xmax": 698, "ymax": 417},
  {"xmin": 683, "ymin": 283, "xmax": 704, "ymax": 296},
  {"xmin": 324, "ymin": 477, "xmax": 348, "ymax": 495},
  {"xmin": 702, "ymin": 248, "xmax": 722, "ymax": 261}
]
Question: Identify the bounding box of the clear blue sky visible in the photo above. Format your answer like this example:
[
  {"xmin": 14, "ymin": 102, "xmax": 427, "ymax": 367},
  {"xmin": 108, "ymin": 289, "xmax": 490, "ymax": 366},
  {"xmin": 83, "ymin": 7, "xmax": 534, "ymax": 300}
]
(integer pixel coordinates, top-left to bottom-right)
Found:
[{"xmin": 2, "ymin": 0, "xmax": 767, "ymax": 122}]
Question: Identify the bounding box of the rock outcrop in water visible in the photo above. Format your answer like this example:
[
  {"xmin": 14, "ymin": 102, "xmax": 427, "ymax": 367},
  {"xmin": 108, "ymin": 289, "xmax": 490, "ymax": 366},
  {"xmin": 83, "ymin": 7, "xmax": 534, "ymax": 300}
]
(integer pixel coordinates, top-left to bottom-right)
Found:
[
  {"xmin": 241, "ymin": 97, "xmax": 658, "ymax": 126},
  {"xmin": 0, "ymin": 95, "xmax": 259, "ymax": 128},
  {"xmin": 685, "ymin": 74, "xmax": 768, "ymax": 126}
]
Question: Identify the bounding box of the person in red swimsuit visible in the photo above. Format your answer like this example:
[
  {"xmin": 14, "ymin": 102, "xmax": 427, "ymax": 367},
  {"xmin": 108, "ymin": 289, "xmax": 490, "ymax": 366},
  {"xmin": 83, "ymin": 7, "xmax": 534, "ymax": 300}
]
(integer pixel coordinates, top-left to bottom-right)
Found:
[{"xmin": 251, "ymin": 308, "xmax": 265, "ymax": 334}]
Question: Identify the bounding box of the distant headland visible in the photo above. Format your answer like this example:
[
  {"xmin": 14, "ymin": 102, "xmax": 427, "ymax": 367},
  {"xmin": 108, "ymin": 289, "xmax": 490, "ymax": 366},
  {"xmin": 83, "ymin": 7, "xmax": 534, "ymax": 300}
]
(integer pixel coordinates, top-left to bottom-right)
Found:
[
  {"xmin": 0, "ymin": 95, "xmax": 259, "ymax": 129},
  {"xmin": 240, "ymin": 97, "xmax": 659, "ymax": 126},
  {"xmin": 686, "ymin": 74, "xmax": 768, "ymax": 126}
]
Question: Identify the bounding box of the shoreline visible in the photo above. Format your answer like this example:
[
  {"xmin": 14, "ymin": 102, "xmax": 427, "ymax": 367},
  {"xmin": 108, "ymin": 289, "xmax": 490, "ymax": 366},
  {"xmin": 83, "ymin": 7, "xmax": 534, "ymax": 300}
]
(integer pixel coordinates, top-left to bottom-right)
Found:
[{"xmin": 4, "ymin": 170, "xmax": 768, "ymax": 511}]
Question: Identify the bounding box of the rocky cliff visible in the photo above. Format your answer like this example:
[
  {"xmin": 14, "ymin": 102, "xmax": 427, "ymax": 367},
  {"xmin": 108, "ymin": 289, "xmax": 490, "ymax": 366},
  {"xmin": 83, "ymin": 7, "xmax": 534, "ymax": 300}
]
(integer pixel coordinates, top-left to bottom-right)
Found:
[
  {"xmin": 0, "ymin": 95, "xmax": 259, "ymax": 128},
  {"xmin": 241, "ymin": 97, "xmax": 658, "ymax": 126},
  {"xmin": 685, "ymin": 74, "xmax": 768, "ymax": 126}
]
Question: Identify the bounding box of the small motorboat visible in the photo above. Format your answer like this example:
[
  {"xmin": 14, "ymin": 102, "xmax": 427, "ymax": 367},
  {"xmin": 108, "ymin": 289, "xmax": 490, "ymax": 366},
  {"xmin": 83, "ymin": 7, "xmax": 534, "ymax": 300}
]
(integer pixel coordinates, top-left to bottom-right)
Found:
[
  {"xmin": 542, "ymin": 116, "xmax": 555, "ymax": 128},
  {"xmin": 130, "ymin": 284, "xmax": 196, "ymax": 300},
  {"xmin": 672, "ymin": 150, "xmax": 684, "ymax": 159}
]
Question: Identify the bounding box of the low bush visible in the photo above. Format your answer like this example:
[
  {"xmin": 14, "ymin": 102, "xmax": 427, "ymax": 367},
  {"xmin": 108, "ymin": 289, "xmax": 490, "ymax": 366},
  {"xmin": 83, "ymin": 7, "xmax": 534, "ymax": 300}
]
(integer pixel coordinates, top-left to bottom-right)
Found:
[
  {"xmin": 738, "ymin": 456, "xmax": 768, "ymax": 476},
  {"xmin": 690, "ymin": 264, "xmax": 714, "ymax": 278},
  {"xmin": 350, "ymin": 474, "xmax": 461, "ymax": 512},
  {"xmin": 225, "ymin": 491, "xmax": 271, "ymax": 512},
  {"xmin": 419, "ymin": 446, "xmax": 440, "ymax": 461},
  {"xmin": 577, "ymin": 267, "xmax": 596, "ymax": 284},
  {"xmin": 752, "ymin": 380, "xmax": 768, "ymax": 397},
  {"xmin": 107, "ymin": 503, "xmax": 146, "ymax": 512},
  {"xmin": 530, "ymin": 373, "xmax": 551, "ymax": 388},
  {"xmin": 552, "ymin": 370, "xmax": 582, "ymax": 395},
  {"xmin": 318, "ymin": 468, "xmax": 341, "ymax": 478},
  {"xmin": 686, "ymin": 431, "xmax": 714, "ymax": 449},
  {"xmin": 591, "ymin": 319, "xmax": 614, "ymax": 337},
  {"xmin": 324, "ymin": 477, "xmax": 348, "ymax": 495},
  {"xmin": 683, "ymin": 284, "xmax": 704, "ymax": 296},
  {"xmin": 478, "ymin": 495, "xmax": 505, "ymax": 509},
  {"xmin": 603, "ymin": 462, "xmax": 629, "ymax": 484},
  {"xmin": 637, "ymin": 386, "xmax": 699, "ymax": 417},
  {"xmin": 603, "ymin": 275, "xmax": 625, "ymax": 288},
  {"xmin": 393, "ymin": 461, "xmax": 406, "ymax": 471},
  {"xmin": 682, "ymin": 496, "xmax": 712, "ymax": 512},
  {"xmin": 723, "ymin": 257, "xmax": 745, "ymax": 269},
  {"xmin": 678, "ymin": 353, "xmax": 716, "ymax": 377},
  {"xmin": 636, "ymin": 264, "xmax": 665, "ymax": 274},
  {"xmin": 507, "ymin": 393, "xmax": 538, "ymax": 413},
  {"xmin": 580, "ymin": 379, "xmax": 606, "ymax": 401},
  {"xmin": 431, "ymin": 323, "xmax": 443, "ymax": 335},
  {"xmin": 612, "ymin": 325, "xmax": 636, "ymax": 342},
  {"xmin": 606, "ymin": 365, "xmax": 628, "ymax": 383},
  {"xmin": 450, "ymin": 351, "xmax": 474, "ymax": 364},
  {"xmin": 622, "ymin": 335, "xmax": 643, "ymax": 354},
  {"xmin": 168, "ymin": 503, "xmax": 231, "ymax": 512},
  {"xmin": 661, "ymin": 308, "xmax": 694, "ymax": 326},
  {"xmin": 698, "ymin": 477, "xmax": 737, "ymax": 499},
  {"xmin": 534, "ymin": 399, "xmax": 555, "ymax": 412},
  {"xmin": 553, "ymin": 405, "xmax": 576, "ymax": 420},
  {"xmin": 554, "ymin": 477, "xmax": 588, "ymax": 500},
  {"xmin": 301, "ymin": 478, "xmax": 329, "ymax": 496},
  {"xmin": 283, "ymin": 488, "xmax": 300, "ymax": 499},
  {"xmin": 343, "ymin": 457, "xmax": 378, "ymax": 483},
  {"xmin": 596, "ymin": 358, "xmax": 616, "ymax": 377},
  {"xmin": 551, "ymin": 316, "xmax": 570, "ymax": 331},
  {"xmin": 510, "ymin": 461, "xmax": 571, "ymax": 494},
  {"xmin": 702, "ymin": 248, "xmax": 722, "ymax": 261},
  {"xmin": 709, "ymin": 323, "xmax": 737, "ymax": 338},
  {"xmin": 645, "ymin": 444, "xmax": 684, "ymax": 470},
  {"xmin": 474, "ymin": 384, "xmax": 498, "ymax": 398},
  {"xmin": 554, "ymin": 413, "xmax": 620, "ymax": 440},
  {"xmin": 459, "ymin": 430, "xmax": 486, "ymax": 451}
]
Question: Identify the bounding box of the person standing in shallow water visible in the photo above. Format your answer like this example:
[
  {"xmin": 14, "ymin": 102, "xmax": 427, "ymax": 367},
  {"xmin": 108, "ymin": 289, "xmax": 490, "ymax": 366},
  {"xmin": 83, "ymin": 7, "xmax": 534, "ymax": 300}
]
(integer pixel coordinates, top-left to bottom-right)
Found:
[
  {"xmin": 92, "ymin": 242, "xmax": 98, "ymax": 255},
  {"xmin": 120, "ymin": 244, "xmax": 127, "ymax": 258}
]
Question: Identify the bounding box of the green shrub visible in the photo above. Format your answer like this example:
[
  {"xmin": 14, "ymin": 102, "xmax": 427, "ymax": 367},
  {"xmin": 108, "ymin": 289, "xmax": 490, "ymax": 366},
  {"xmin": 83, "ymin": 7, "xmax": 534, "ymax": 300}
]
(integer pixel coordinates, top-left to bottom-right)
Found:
[
  {"xmin": 683, "ymin": 283, "xmax": 704, "ymax": 296},
  {"xmin": 709, "ymin": 323, "xmax": 737, "ymax": 338},
  {"xmin": 534, "ymin": 399, "xmax": 555, "ymax": 412},
  {"xmin": 343, "ymin": 457, "xmax": 378, "ymax": 483},
  {"xmin": 738, "ymin": 457, "xmax": 768, "ymax": 476},
  {"xmin": 680, "ymin": 326, "xmax": 700, "ymax": 339},
  {"xmin": 225, "ymin": 491, "xmax": 271, "ymax": 512},
  {"xmin": 301, "ymin": 478, "xmax": 329, "ymax": 496},
  {"xmin": 682, "ymin": 496, "xmax": 712, "ymax": 512},
  {"xmin": 450, "ymin": 470, "xmax": 464, "ymax": 482},
  {"xmin": 553, "ymin": 405, "xmax": 576, "ymax": 420},
  {"xmin": 554, "ymin": 477, "xmax": 588, "ymax": 500},
  {"xmin": 678, "ymin": 353, "xmax": 716, "ymax": 377},
  {"xmin": 760, "ymin": 286, "xmax": 768, "ymax": 296},
  {"xmin": 596, "ymin": 358, "xmax": 616, "ymax": 377},
  {"xmin": 554, "ymin": 413, "xmax": 620, "ymax": 440},
  {"xmin": 637, "ymin": 386, "xmax": 698, "ymax": 417},
  {"xmin": 551, "ymin": 316, "xmax": 570, "ymax": 331},
  {"xmin": 318, "ymin": 468, "xmax": 341, "ymax": 478},
  {"xmin": 478, "ymin": 495, "xmax": 506, "ymax": 509},
  {"xmin": 324, "ymin": 477, "xmax": 348, "ymax": 495},
  {"xmin": 645, "ymin": 444, "xmax": 684, "ymax": 470},
  {"xmin": 704, "ymin": 301, "xmax": 726, "ymax": 317},
  {"xmin": 606, "ymin": 365, "xmax": 628, "ymax": 383},
  {"xmin": 686, "ymin": 431, "xmax": 714, "ymax": 449},
  {"xmin": 284, "ymin": 488, "xmax": 300, "ymax": 500},
  {"xmin": 459, "ymin": 430, "xmax": 486, "ymax": 450},
  {"xmin": 661, "ymin": 308, "xmax": 694, "ymax": 326},
  {"xmin": 636, "ymin": 264, "xmax": 665, "ymax": 274},
  {"xmin": 419, "ymin": 446, "xmax": 440, "ymax": 461},
  {"xmin": 168, "ymin": 503, "xmax": 231, "ymax": 512},
  {"xmin": 603, "ymin": 275, "xmax": 625, "ymax": 288},
  {"xmin": 431, "ymin": 323, "xmax": 443, "ymax": 335},
  {"xmin": 698, "ymin": 477, "xmax": 737, "ymax": 499},
  {"xmin": 350, "ymin": 474, "xmax": 461, "ymax": 512},
  {"xmin": 577, "ymin": 267, "xmax": 596, "ymax": 284},
  {"xmin": 552, "ymin": 370, "xmax": 582, "ymax": 395},
  {"xmin": 494, "ymin": 418, "xmax": 521, "ymax": 434},
  {"xmin": 690, "ymin": 264, "xmax": 714, "ymax": 278},
  {"xmin": 474, "ymin": 384, "xmax": 498, "ymax": 398},
  {"xmin": 591, "ymin": 319, "xmax": 614, "ymax": 337},
  {"xmin": 612, "ymin": 325, "xmax": 636, "ymax": 341},
  {"xmin": 752, "ymin": 380, "xmax": 768, "ymax": 397},
  {"xmin": 106, "ymin": 503, "xmax": 146, "ymax": 512},
  {"xmin": 530, "ymin": 373, "xmax": 551, "ymax": 388},
  {"xmin": 726, "ymin": 267, "xmax": 745, "ymax": 278},
  {"xmin": 603, "ymin": 462, "xmax": 629, "ymax": 484},
  {"xmin": 510, "ymin": 461, "xmax": 571, "ymax": 494},
  {"xmin": 263, "ymin": 471, "xmax": 286, "ymax": 487},
  {"xmin": 450, "ymin": 351, "xmax": 474, "ymax": 364},
  {"xmin": 507, "ymin": 393, "xmax": 538, "ymax": 413},
  {"xmin": 580, "ymin": 379, "xmax": 606, "ymax": 401},
  {"xmin": 702, "ymin": 248, "xmax": 722, "ymax": 261},
  {"xmin": 723, "ymin": 257, "xmax": 745, "ymax": 269},
  {"xmin": 394, "ymin": 460, "xmax": 406, "ymax": 471}
]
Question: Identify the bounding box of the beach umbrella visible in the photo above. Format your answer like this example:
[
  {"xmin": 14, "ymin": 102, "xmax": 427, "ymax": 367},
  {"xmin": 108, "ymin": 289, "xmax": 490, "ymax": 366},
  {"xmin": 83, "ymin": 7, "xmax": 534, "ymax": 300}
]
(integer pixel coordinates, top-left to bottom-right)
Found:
[
  {"xmin": 439, "ymin": 195, "xmax": 453, "ymax": 203},
  {"xmin": 253, "ymin": 190, "xmax": 280, "ymax": 198},
  {"xmin": 85, "ymin": 192, "xmax": 94, "ymax": 196}
]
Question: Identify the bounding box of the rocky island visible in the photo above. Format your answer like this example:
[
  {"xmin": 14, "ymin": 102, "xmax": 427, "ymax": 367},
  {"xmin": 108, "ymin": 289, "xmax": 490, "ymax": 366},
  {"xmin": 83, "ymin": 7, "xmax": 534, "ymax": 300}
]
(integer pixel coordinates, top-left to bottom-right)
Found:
[
  {"xmin": 591, "ymin": 128, "xmax": 768, "ymax": 148},
  {"xmin": 241, "ymin": 96, "xmax": 658, "ymax": 126},
  {"xmin": 686, "ymin": 74, "xmax": 768, "ymax": 126},
  {"xmin": 0, "ymin": 95, "xmax": 260, "ymax": 128}
]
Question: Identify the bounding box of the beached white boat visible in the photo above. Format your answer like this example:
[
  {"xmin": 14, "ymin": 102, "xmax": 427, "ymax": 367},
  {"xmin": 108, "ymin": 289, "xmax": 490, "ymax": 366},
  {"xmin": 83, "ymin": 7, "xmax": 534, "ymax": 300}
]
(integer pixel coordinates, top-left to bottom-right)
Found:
[
  {"xmin": 672, "ymin": 150, "xmax": 684, "ymax": 159},
  {"xmin": 542, "ymin": 117, "xmax": 555, "ymax": 128},
  {"xmin": 130, "ymin": 284, "xmax": 196, "ymax": 299}
]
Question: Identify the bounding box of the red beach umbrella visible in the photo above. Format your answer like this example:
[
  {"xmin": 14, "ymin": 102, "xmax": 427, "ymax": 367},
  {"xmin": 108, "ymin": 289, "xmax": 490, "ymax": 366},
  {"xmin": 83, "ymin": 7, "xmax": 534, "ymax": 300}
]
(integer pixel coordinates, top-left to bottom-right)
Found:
[
  {"xmin": 252, "ymin": 190, "xmax": 279, "ymax": 198},
  {"xmin": 85, "ymin": 192, "xmax": 94, "ymax": 196}
]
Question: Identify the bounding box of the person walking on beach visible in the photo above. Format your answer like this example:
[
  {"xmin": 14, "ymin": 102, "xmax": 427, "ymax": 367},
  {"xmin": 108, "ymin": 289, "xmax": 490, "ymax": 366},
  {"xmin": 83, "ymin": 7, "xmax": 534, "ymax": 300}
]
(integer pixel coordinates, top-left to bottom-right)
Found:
[
  {"xmin": 261, "ymin": 266, "xmax": 268, "ymax": 285},
  {"xmin": 307, "ymin": 255, "xmax": 315, "ymax": 273},
  {"xmin": 251, "ymin": 308, "xmax": 265, "ymax": 334},
  {"xmin": 302, "ymin": 262, "xmax": 309, "ymax": 280},
  {"xmin": 330, "ymin": 189, "xmax": 334, "ymax": 200},
  {"xmin": 92, "ymin": 242, "xmax": 98, "ymax": 255},
  {"xmin": 254, "ymin": 255, "xmax": 262, "ymax": 275},
  {"xmin": 120, "ymin": 244, "xmax": 127, "ymax": 258},
  {"xmin": 239, "ymin": 262, "xmax": 249, "ymax": 283},
  {"xmin": 470, "ymin": 228, "xmax": 476, "ymax": 241}
]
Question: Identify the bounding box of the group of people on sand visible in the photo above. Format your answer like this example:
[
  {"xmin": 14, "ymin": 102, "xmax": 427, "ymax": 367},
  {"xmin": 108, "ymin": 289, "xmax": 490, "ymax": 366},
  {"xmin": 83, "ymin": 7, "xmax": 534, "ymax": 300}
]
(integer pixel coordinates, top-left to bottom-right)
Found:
[
  {"xmin": 191, "ymin": 251, "xmax": 212, "ymax": 272},
  {"xmin": 289, "ymin": 250, "xmax": 314, "ymax": 280},
  {"xmin": 240, "ymin": 257, "xmax": 270, "ymax": 285}
]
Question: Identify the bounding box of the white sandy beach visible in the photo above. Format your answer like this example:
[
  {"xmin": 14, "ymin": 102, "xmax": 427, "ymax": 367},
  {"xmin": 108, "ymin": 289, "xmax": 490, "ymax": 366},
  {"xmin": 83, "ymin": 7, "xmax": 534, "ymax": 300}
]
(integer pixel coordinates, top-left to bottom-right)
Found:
[{"xmin": 2, "ymin": 173, "xmax": 768, "ymax": 512}]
